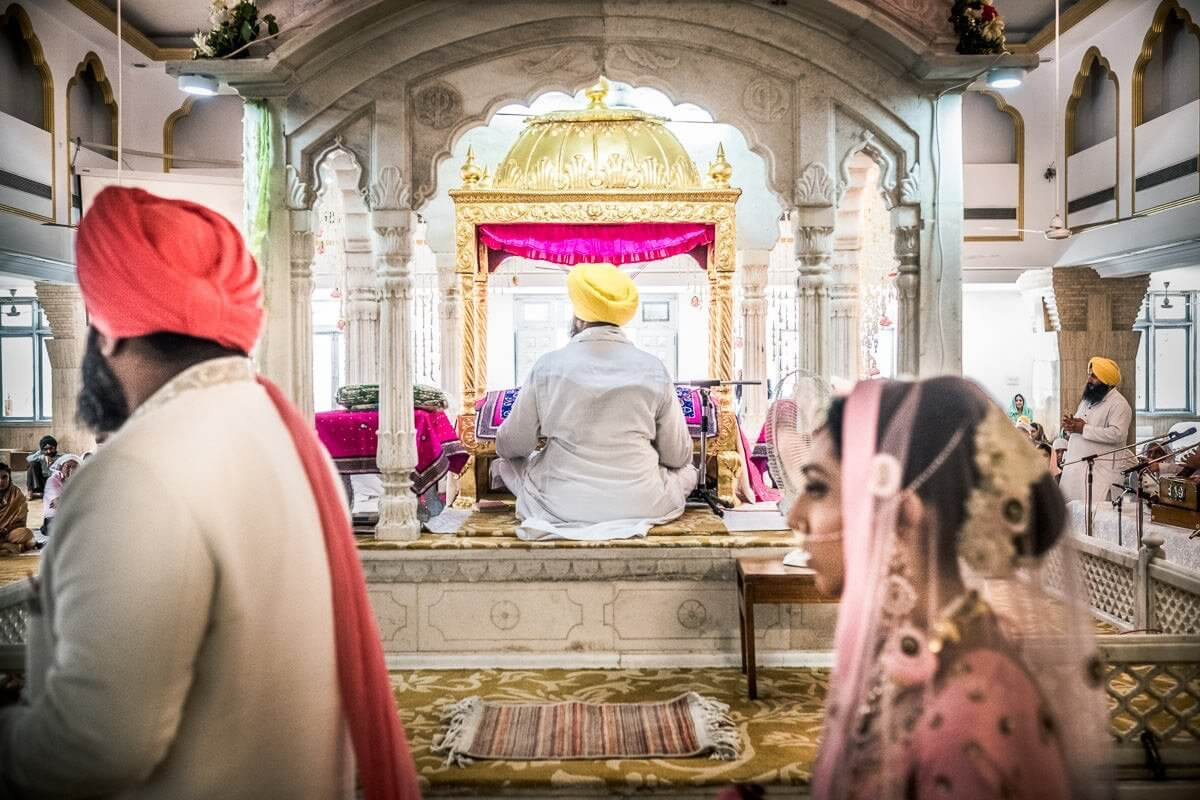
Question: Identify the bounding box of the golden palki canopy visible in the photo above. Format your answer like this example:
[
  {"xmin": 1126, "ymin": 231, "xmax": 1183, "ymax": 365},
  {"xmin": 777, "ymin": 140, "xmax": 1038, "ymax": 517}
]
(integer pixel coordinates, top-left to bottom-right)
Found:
[{"xmin": 462, "ymin": 79, "xmax": 731, "ymax": 192}]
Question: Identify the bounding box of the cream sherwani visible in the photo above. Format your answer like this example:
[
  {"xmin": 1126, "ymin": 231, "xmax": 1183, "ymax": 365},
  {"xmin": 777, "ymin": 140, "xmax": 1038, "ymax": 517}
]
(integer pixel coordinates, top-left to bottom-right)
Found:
[
  {"xmin": 0, "ymin": 358, "xmax": 353, "ymax": 799},
  {"xmin": 495, "ymin": 325, "xmax": 697, "ymax": 541},
  {"xmin": 1060, "ymin": 386, "xmax": 1134, "ymax": 504}
]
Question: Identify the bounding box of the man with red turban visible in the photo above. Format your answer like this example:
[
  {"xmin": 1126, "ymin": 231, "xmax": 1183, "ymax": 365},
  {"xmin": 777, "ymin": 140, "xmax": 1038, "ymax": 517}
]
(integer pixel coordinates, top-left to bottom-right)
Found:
[{"xmin": 0, "ymin": 187, "xmax": 420, "ymax": 799}]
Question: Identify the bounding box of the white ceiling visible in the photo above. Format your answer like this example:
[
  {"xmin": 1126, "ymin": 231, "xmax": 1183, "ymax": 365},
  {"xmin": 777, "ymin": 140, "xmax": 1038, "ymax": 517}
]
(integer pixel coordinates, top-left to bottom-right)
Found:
[{"xmin": 101, "ymin": 1, "xmax": 1075, "ymax": 47}]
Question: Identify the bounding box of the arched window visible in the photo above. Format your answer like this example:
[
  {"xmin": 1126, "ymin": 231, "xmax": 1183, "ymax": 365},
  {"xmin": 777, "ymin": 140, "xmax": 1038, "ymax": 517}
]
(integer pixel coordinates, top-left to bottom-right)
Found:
[
  {"xmin": 1133, "ymin": 0, "xmax": 1200, "ymax": 213},
  {"xmin": 0, "ymin": 4, "xmax": 49, "ymax": 128},
  {"xmin": 962, "ymin": 91, "xmax": 1024, "ymax": 241},
  {"xmin": 162, "ymin": 95, "xmax": 243, "ymax": 172},
  {"xmin": 66, "ymin": 52, "xmax": 117, "ymax": 222},
  {"xmin": 0, "ymin": 3, "xmax": 54, "ymax": 222},
  {"xmin": 1065, "ymin": 47, "xmax": 1119, "ymax": 227}
]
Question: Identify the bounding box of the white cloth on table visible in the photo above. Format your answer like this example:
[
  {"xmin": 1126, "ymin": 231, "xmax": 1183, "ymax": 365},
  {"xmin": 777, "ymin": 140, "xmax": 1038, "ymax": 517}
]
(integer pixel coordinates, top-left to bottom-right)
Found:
[
  {"xmin": 1060, "ymin": 387, "xmax": 1134, "ymax": 504},
  {"xmin": 0, "ymin": 357, "xmax": 353, "ymax": 799},
  {"xmin": 494, "ymin": 325, "xmax": 697, "ymax": 541}
]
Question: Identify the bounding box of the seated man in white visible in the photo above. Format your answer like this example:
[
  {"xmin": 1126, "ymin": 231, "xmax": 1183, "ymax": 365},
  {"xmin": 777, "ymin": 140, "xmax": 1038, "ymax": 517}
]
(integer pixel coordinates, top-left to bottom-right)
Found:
[{"xmin": 493, "ymin": 263, "xmax": 697, "ymax": 541}]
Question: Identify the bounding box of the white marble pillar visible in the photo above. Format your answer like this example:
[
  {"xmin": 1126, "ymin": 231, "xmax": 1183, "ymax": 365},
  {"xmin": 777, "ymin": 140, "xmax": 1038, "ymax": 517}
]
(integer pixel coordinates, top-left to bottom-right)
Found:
[
  {"xmin": 34, "ymin": 282, "xmax": 93, "ymax": 454},
  {"xmin": 794, "ymin": 215, "xmax": 834, "ymax": 379},
  {"xmin": 343, "ymin": 247, "xmax": 380, "ymax": 386},
  {"xmin": 740, "ymin": 255, "xmax": 769, "ymax": 432},
  {"xmin": 369, "ymin": 166, "xmax": 420, "ymax": 541},
  {"xmin": 892, "ymin": 219, "xmax": 920, "ymax": 378},
  {"xmin": 793, "ymin": 161, "xmax": 837, "ymax": 381},
  {"xmin": 828, "ymin": 276, "xmax": 860, "ymax": 382},
  {"xmin": 286, "ymin": 166, "xmax": 315, "ymax": 420},
  {"xmin": 435, "ymin": 252, "xmax": 460, "ymax": 416}
]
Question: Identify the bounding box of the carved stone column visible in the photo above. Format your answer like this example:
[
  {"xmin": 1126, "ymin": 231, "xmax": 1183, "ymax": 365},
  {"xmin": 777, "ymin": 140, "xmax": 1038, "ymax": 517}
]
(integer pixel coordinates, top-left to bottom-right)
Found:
[
  {"xmin": 740, "ymin": 256, "xmax": 769, "ymax": 433},
  {"xmin": 343, "ymin": 245, "xmax": 380, "ymax": 386},
  {"xmin": 286, "ymin": 166, "xmax": 315, "ymax": 420},
  {"xmin": 794, "ymin": 162, "xmax": 837, "ymax": 380},
  {"xmin": 34, "ymin": 282, "xmax": 93, "ymax": 454},
  {"xmin": 892, "ymin": 213, "xmax": 921, "ymax": 378},
  {"xmin": 435, "ymin": 253, "xmax": 460, "ymax": 415},
  {"xmin": 1047, "ymin": 267, "xmax": 1149, "ymax": 442},
  {"xmin": 369, "ymin": 167, "xmax": 420, "ymax": 541},
  {"xmin": 828, "ymin": 275, "xmax": 860, "ymax": 381}
]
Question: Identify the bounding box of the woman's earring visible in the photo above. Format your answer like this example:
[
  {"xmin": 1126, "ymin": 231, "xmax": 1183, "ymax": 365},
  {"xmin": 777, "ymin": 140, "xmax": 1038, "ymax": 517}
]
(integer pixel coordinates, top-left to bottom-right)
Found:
[{"xmin": 881, "ymin": 625, "xmax": 937, "ymax": 688}]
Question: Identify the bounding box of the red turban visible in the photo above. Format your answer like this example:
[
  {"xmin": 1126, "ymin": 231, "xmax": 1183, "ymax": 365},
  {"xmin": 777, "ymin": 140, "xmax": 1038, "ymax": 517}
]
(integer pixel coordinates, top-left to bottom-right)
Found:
[
  {"xmin": 75, "ymin": 187, "xmax": 421, "ymax": 799},
  {"xmin": 75, "ymin": 186, "xmax": 263, "ymax": 353}
]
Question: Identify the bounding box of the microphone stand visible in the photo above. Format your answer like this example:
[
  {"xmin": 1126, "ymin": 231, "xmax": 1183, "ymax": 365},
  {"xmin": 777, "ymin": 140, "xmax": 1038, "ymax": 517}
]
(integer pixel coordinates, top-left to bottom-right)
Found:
[
  {"xmin": 675, "ymin": 380, "xmax": 763, "ymax": 518},
  {"xmin": 1062, "ymin": 430, "xmax": 1178, "ymax": 538}
]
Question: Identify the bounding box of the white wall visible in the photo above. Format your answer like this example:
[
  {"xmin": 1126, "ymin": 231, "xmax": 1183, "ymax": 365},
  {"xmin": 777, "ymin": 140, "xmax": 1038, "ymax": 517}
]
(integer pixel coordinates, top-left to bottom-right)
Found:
[{"xmin": 962, "ymin": 284, "xmax": 1038, "ymax": 414}]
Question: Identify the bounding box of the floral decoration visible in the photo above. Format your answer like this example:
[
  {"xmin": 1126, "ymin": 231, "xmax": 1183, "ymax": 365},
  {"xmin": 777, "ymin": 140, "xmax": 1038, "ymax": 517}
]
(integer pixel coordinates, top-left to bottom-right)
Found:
[
  {"xmin": 949, "ymin": 0, "xmax": 1009, "ymax": 55},
  {"xmin": 193, "ymin": 1, "xmax": 279, "ymax": 59}
]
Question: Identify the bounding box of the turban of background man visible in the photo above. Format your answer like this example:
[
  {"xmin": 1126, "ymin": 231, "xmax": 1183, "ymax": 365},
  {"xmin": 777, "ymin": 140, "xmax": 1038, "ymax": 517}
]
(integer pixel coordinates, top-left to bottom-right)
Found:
[
  {"xmin": 75, "ymin": 187, "xmax": 263, "ymax": 353},
  {"xmin": 1089, "ymin": 357, "xmax": 1122, "ymax": 387},
  {"xmin": 567, "ymin": 262, "xmax": 640, "ymax": 326}
]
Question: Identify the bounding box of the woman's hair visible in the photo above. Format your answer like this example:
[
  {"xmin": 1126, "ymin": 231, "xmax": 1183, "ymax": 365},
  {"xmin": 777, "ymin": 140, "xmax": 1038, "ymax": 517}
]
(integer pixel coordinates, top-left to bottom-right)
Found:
[{"xmin": 824, "ymin": 378, "xmax": 1067, "ymax": 573}]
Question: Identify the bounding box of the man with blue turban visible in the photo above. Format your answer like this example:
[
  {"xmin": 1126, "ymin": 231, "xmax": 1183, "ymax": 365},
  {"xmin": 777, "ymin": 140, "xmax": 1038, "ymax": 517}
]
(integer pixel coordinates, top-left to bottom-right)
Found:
[{"xmin": 493, "ymin": 263, "xmax": 696, "ymax": 541}]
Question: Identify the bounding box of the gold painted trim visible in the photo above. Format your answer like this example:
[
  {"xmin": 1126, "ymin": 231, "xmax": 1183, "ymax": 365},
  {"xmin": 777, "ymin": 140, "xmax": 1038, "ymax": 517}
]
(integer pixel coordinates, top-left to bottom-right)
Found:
[
  {"xmin": 162, "ymin": 98, "xmax": 195, "ymax": 173},
  {"xmin": 1064, "ymin": 46, "xmax": 1119, "ymax": 230},
  {"xmin": 1011, "ymin": 0, "xmax": 1110, "ymax": 54},
  {"xmin": 66, "ymin": 51, "xmax": 119, "ymax": 225},
  {"xmin": 963, "ymin": 90, "xmax": 1025, "ymax": 243},
  {"xmin": 65, "ymin": 0, "xmax": 191, "ymax": 62},
  {"xmin": 1131, "ymin": 0, "xmax": 1200, "ymax": 215},
  {"xmin": 0, "ymin": 3, "xmax": 55, "ymax": 225}
]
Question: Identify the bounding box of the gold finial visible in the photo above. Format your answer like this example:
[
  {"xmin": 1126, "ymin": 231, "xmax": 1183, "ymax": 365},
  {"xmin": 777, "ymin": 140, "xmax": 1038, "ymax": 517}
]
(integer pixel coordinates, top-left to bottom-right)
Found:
[
  {"xmin": 461, "ymin": 145, "xmax": 484, "ymax": 187},
  {"xmin": 708, "ymin": 143, "xmax": 733, "ymax": 188},
  {"xmin": 585, "ymin": 77, "xmax": 610, "ymax": 109}
]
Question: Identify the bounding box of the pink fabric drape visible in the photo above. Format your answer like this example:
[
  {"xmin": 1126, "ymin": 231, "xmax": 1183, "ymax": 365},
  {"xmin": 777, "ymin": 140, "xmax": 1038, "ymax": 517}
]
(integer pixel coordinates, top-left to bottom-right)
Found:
[{"xmin": 478, "ymin": 223, "xmax": 714, "ymax": 269}]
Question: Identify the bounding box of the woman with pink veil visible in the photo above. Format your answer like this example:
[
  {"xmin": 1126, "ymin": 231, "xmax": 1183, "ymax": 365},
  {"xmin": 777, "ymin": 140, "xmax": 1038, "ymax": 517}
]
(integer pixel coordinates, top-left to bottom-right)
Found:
[{"xmin": 787, "ymin": 376, "xmax": 1110, "ymax": 800}]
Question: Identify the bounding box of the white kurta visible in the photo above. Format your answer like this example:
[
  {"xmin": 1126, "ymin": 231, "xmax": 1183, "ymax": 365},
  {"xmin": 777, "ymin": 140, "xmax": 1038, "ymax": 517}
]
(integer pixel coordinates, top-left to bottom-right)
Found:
[
  {"xmin": 495, "ymin": 325, "xmax": 697, "ymax": 541},
  {"xmin": 0, "ymin": 358, "xmax": 353, "ymax": 799},
  {"xmin": 1060, "ymin": 386, "xmax": 1134, "ymax": 505}
]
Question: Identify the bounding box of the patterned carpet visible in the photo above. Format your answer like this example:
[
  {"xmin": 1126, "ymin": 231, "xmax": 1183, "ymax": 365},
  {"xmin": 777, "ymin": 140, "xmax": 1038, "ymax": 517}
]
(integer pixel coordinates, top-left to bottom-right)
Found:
[{"xmin": 392, "ymin": 667, "xmax": 828, "ymax": 794}]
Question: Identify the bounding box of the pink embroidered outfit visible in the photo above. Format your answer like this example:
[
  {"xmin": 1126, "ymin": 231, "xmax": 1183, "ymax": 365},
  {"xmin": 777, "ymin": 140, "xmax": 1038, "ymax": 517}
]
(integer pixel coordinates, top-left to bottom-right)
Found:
[{"xmin": 812, "ymin": 378, "xmax": 1110, "ymax": 800}]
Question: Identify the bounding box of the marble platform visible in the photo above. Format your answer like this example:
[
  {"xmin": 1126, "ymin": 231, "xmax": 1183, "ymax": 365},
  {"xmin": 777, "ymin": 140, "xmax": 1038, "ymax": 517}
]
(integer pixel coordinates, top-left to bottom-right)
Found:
[{"xmin": 357, "ymin": 510, "xmax": 837, "ymax": 670}]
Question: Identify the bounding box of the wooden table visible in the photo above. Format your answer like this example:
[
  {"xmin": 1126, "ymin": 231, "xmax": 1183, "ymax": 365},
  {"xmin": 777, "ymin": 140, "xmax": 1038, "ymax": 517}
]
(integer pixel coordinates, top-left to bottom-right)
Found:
[{"xmin": 736, "ymin": 555, "xmax": 835, "ymax": 699}]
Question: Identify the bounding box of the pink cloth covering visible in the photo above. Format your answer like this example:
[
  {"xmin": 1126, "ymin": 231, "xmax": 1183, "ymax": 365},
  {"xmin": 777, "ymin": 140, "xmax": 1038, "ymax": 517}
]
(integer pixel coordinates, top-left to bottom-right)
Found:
[
  {"xmin": 315, "ymin": 408, "xmax": 467, "ymax": 482},
  {"xmin": 478, "ymin": 222, "xmax": 714, "ymax": 268}
]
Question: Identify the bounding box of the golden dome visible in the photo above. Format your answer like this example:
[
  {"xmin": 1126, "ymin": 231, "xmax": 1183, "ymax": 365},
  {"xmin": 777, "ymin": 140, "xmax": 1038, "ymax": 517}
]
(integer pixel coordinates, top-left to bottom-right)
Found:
[{"xmin": 490, "ymin": 79, "xmax": 704, "ymax": 191}]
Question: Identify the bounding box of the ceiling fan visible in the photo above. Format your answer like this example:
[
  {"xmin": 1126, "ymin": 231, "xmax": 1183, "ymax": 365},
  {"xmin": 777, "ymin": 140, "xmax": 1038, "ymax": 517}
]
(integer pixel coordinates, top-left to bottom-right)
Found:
[{"xmin": 980, "ymin": 2, "xmax": 1135, "ymax": 242}]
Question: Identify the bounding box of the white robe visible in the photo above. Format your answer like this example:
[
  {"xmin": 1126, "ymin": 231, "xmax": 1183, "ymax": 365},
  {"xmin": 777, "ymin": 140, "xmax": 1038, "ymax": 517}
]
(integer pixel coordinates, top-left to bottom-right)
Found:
[
  {"xmin": 495, "ymin": 325, "xmax": 697, "ymax": 541},
  {"xmin": 0, "ymin": 357, "xmax": 353, "ymax": 799},
  {"xmin": 1060, "ymin": 386, "xmax": 1134, "ymax": 505}
]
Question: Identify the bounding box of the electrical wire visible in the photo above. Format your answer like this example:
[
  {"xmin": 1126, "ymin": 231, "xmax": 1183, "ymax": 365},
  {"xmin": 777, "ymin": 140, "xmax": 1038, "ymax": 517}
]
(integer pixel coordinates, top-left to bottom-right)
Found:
[{"xmin": 116, "ymin": 0, "xmax": 122, "ymax": 184}]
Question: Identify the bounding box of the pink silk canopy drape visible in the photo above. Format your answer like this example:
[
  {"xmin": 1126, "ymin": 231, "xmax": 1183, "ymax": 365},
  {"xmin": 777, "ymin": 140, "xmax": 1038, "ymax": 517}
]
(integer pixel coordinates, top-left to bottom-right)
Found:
[{"xmin": 478, "ymin": 222, "xmax": 714, "ymax": 270}]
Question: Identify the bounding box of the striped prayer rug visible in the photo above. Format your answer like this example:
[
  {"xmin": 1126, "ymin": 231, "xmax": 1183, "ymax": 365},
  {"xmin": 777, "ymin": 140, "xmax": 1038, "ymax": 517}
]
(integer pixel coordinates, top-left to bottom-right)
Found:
[{"xmin": 433, "ymin": 692, "xmax": 739, "ymax": 765}]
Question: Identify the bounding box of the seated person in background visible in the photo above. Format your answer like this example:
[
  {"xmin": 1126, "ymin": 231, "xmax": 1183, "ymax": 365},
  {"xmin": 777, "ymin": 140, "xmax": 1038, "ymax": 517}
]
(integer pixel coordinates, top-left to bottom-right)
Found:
[
  {"xmin": 40, "ymin": 454, "xmax": 82, "ymax": 537},
  {"xmin": 0, "ymin": 463, "xmax": 34, "ymax": 555},
  {"xmin": 1050, "ymin": 437, "xmax": 1068, "ymax": 480},
  {"xmin": 493, "ymin": 263, "xmax": 697, "ymax": 541},
  {"xmin": 1028, "ymin": 422, "xmax": 1048, "ymax": 445},
  {"xmin": 25, "ymin": 435, "xmax": 58, "ymax": 499}
]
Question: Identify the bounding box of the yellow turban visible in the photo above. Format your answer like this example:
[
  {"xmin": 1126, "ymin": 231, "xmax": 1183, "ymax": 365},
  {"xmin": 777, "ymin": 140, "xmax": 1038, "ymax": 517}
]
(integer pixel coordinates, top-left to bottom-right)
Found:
[
  {"xmin": 1089, "ymin": 356, "xmax": 1121, "ymax": 386},
  {"xmin": 566, "ymin": 263, "xmax": 639, "ymax": 326}
]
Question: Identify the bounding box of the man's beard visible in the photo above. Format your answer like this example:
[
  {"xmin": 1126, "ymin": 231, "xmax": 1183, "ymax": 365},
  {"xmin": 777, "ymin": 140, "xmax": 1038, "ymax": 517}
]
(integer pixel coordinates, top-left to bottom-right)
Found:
[
  {"xmin": 77, "ymin": 329, "xmax": 130, "ymax": 435},
  {"xmin": 1082, "ymin": 381, "xmax": 1112, "ymax": 405}
]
